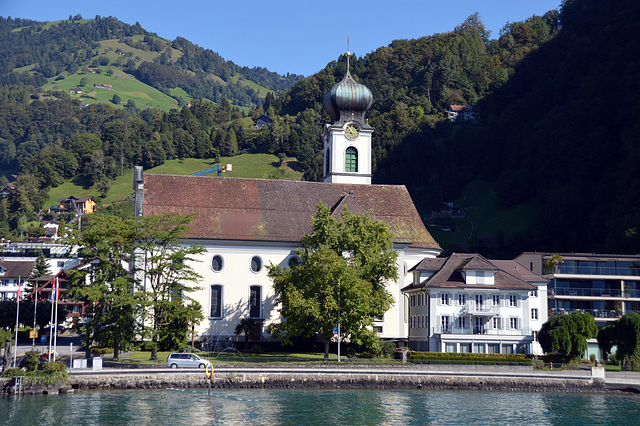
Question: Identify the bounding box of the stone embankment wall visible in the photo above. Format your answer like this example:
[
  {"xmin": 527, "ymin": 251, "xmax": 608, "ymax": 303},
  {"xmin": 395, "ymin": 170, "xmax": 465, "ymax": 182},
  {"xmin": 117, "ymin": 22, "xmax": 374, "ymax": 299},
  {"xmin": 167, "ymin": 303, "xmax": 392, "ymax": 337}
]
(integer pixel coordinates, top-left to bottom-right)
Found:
[
  {"xmin": 67, "ymin": 372, "xmax": 606, "ymax": 393},
  {"xmin": 2, "ymin": 365, "xmax": 619, "ymax": 395}
]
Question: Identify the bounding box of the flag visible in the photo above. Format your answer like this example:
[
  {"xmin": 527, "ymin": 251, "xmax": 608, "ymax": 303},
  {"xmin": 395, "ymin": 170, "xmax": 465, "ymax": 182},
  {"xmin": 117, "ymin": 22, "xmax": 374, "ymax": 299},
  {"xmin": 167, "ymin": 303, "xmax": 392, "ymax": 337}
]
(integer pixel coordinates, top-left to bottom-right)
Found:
[
  {"xmin": 16, "ymin": 277, "xmax": 21, "ymax": 303},
  {"xmin": 51, "ymin": 283, "xmax": 56, "ymax": 301}
]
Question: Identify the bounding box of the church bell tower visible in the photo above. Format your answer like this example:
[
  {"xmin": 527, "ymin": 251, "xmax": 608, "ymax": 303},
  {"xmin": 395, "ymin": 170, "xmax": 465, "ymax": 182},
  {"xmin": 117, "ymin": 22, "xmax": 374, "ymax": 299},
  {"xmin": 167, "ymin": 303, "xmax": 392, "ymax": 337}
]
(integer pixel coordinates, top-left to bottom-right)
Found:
[{"xmin": 322, "ymin": 52, "xmax": 374, "ymax": 185}]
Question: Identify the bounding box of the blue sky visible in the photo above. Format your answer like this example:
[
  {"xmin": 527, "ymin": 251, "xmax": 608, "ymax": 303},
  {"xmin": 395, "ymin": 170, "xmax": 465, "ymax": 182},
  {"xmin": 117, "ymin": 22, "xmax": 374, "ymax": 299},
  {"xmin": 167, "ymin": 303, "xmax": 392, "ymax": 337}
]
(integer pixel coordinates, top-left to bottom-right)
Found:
[{"xmin": 3, "ymin": 0, "xmax": 562, "ymax": 76}]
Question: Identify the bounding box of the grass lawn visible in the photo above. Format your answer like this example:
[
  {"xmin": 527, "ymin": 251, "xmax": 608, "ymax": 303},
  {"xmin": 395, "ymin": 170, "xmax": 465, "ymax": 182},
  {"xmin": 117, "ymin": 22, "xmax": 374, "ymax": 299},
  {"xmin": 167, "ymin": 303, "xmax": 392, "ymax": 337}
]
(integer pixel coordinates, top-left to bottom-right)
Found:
[
  {"xmin": 44, "ymin": 71, "xmax": 180, "ymax": 111},
  {"xmin": 105, "ymin": 350, "xmax": 348, "ymax": 365},
  {"xmin": 45, "ymin": 153, "xmax": 304, "ymax": 209}
]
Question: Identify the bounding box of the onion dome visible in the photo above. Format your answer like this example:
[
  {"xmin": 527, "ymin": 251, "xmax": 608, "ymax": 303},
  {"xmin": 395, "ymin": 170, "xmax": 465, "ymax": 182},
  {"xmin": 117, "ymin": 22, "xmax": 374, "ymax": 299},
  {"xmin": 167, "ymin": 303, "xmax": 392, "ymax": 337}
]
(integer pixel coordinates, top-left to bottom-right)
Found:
[{"xmin": 323, "ymin": 52, "xmax": 373, "ymax": 126}]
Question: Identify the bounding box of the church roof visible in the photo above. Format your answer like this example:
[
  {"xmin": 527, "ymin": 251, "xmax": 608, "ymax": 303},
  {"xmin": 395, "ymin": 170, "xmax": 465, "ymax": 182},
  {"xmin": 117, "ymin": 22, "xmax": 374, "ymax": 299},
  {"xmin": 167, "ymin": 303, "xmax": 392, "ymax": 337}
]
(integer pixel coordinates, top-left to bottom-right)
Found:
[{"xmin": 142, "ymin": 174, "xmax": 440, "ymax": 250}]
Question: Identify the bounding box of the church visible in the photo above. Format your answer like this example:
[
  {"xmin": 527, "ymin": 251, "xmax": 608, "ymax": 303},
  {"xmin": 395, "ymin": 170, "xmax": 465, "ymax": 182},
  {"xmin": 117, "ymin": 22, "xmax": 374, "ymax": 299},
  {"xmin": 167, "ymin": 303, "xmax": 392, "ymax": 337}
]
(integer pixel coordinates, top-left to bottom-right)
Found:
[{"xmin": 133, "ymin": 53, "xmax": 441, "ymax": 346}]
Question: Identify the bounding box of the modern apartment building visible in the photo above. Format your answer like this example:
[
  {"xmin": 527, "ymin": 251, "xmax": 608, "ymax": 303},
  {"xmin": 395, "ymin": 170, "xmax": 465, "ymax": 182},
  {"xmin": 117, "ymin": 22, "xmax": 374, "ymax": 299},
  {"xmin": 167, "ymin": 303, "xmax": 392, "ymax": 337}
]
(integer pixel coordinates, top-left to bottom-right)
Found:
[{"xmin": 515, "ymin": 252, "xmax": 640, "ymax": 327}]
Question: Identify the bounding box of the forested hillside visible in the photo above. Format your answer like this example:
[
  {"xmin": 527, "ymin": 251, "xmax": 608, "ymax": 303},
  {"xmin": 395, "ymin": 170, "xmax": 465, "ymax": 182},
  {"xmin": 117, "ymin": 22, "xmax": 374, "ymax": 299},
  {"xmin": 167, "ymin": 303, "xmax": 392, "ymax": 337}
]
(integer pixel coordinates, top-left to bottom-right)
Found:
[
  {"xmin": 1, "ymin": 0, "xmax": 638, "ymax": 256},
  {"xmin": 0, "ymin": 16, "xmax": 301, "ymax": 105}
]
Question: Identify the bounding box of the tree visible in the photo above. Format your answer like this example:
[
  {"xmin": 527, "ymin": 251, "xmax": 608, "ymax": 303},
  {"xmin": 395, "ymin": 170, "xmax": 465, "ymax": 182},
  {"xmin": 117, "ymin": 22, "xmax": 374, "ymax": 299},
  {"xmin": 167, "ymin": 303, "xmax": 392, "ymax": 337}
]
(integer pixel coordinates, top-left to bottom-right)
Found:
[
  {"xmin": 268, "ymin": 204, "xmax": 397, "ymax": 359},
  {"xmin": 538, "ymin": 311, "xmax": 597, "ymax": 361},
  {"xmin": 31, "ymin": 249, "xmax": 51, "ymax": 285},
  {"xmin": 66, "ymin": 215, "xmax": 141, "ymax": 360},
  {"xmin": 135, "ymin": 213, "xmax": 205, "ymax": 359},
  {"xmin": 234, "ymin": 317, "xmax": 257, "ymax": 350},
  {"xmin": 111, "ymin": 93, "xmax": 121, "ymax": 105},
  {"xmin": 598, "ymin": 313, "xmax": 640, "ymax": 368}
]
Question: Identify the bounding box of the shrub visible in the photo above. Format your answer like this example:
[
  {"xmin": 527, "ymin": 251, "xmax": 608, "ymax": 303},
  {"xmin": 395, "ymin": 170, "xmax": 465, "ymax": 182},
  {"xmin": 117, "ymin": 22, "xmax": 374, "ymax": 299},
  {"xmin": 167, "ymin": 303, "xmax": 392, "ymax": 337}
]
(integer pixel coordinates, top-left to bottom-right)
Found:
[
  {"xmin": 91, "ymin": 347, "xmax": 112, "ymax": 356},
  {"xmin": 409, "ymin": 351, "xmax": 533, "ymax": 364},
  {"xmin": 42, "ymin": 361, "xmax": 67, "ymax": 373},
  {"xmin": 1, "ymin": 368, "xmax": 25, "ymax": 378},
  {"xmin": 22, "ymin": 350, "xmax": 41, "ymax": 372}
]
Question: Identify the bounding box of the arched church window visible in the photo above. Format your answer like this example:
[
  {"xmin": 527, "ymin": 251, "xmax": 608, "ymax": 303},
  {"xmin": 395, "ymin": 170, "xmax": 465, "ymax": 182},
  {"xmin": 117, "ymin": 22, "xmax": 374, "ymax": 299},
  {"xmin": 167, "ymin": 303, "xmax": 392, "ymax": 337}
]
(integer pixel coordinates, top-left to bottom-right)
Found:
[{"xmin": 345, "ymin": 147, "xmax": 358, "ymax": 173}]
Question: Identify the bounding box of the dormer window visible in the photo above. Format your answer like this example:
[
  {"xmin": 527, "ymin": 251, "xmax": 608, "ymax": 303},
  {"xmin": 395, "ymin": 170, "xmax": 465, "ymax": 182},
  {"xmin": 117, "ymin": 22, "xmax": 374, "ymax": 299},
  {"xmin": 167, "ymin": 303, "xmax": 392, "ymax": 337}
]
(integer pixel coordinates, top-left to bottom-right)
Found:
[
  {"xmin": 463, "ymin": 270, "xmax": 495, "ymax": 285},
  {"xmin": 0, "ymin": 266, "xmax": 5, "ymax": 275}
]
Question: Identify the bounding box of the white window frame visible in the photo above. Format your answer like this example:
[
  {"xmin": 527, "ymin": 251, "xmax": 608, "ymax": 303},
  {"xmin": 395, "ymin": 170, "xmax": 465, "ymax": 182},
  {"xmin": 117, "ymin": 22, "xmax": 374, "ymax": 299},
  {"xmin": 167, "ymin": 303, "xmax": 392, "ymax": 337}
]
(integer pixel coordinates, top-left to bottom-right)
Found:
[{"xmin": 510, "ymin": 317, "xmax": 518, "ymax": 329}]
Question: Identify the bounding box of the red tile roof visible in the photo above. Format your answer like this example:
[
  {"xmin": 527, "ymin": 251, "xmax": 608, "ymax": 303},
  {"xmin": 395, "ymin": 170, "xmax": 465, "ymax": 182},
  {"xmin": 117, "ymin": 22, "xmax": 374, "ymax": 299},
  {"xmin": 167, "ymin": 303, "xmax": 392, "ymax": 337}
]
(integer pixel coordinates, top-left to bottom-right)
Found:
[{"xmin": 143, "ymin": 174, "xmax": 440, "ymax": 250}]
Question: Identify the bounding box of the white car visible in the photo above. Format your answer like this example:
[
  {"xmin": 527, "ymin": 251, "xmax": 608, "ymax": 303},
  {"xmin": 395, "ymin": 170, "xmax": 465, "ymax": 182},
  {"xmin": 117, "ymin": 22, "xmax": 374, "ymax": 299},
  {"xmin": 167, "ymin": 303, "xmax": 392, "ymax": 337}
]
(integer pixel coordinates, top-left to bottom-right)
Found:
[{"xmin": 166, "ymin": 352, "xmax": 211, "ymax": 369}]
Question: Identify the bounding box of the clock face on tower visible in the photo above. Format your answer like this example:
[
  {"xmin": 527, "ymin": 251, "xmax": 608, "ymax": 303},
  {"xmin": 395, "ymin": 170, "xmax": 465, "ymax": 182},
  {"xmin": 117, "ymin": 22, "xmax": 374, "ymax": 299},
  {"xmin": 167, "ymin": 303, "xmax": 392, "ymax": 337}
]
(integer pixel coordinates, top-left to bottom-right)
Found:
[{"xmin": 344, "ymin": 124, "xmax": 359, "ymax": 140}]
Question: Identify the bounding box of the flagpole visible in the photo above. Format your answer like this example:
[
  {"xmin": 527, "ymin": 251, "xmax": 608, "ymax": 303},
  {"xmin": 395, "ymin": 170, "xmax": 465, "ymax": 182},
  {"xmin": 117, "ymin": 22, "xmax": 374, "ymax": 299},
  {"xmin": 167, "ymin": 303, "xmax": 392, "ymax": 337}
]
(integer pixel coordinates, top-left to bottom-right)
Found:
[
  {"xmin": 13, "ymin": 276, "xmax": 21, "ymax": 368},
  {"xmin": 32, "ymin": 282, "xmax": 38, "ymax": 350},
  {"xmin": 48, "ymin": 280, "xmax": 55, "ymax": 361},
  {"xmin": 53, "ymin": 277, "xmax": 59, "ymax": 361}
]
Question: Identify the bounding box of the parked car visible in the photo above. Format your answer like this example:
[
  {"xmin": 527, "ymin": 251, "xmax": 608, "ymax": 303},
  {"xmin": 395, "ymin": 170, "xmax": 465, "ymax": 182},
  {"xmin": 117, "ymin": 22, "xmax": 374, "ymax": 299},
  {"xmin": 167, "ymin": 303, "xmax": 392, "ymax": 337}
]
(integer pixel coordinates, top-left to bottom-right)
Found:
[{"xmin": 166, "ymin": 352, "xmax": 211, "ymax": 369}]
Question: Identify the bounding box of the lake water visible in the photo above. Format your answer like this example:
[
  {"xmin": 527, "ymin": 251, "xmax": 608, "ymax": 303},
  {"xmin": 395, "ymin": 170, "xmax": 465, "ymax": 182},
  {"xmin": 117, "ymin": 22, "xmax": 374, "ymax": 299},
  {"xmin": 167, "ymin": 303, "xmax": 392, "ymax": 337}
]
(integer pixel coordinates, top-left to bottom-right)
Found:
[{"xmin": 2, "ymin": 388, "xmax": 639, "ymax": 425}]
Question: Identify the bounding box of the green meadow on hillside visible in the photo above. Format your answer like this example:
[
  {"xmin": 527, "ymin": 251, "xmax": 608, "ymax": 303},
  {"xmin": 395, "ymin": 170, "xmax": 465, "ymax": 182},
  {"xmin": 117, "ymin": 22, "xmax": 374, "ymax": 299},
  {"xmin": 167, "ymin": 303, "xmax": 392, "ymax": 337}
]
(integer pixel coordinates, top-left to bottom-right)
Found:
[{"xmin": 46, "ymin": 154, "xmax": 304, "ymax": 209}]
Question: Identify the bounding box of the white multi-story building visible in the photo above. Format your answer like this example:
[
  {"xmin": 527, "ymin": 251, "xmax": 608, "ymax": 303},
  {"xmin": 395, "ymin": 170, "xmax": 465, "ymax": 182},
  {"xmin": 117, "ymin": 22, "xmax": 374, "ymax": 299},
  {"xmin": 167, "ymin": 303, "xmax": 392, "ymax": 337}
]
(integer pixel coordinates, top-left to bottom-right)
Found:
[
  {"xmin": 134, "ymin": 55, "xmax": 442, "ymax": 346},
  {"xmin": 403, "ymin": 253, "xmax": 548, "ymax": 355}
]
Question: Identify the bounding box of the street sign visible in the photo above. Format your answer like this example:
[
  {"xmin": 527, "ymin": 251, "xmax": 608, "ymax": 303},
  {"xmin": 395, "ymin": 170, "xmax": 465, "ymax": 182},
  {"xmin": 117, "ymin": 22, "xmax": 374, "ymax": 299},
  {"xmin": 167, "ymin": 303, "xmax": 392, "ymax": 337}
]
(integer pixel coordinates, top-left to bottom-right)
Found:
[
  {"xmin": 333, "ymin": 327, "xmax": 338, "ymax": 334},
  {"xmin": 41, "ymin": 335, "xmax": 47, "ymax": 343},
  {"xmin": 29, "ymin": 330, "xmax": 38, "ymax": 339}
]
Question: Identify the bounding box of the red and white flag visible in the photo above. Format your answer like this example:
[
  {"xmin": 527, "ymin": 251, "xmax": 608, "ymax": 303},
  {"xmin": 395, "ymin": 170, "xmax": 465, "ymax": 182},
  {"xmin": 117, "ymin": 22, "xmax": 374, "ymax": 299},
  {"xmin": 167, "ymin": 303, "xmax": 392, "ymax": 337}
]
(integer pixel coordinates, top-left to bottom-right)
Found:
[{"xmin": 16, "ymin": 277, "xmax": 21, "ymax": 303}]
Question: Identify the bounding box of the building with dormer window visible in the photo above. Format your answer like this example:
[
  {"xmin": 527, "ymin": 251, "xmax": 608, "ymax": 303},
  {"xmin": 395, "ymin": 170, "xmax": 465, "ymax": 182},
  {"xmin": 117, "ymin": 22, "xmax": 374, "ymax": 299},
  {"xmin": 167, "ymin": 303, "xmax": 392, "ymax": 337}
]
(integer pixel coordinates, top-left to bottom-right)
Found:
[{"xmin": 403, "ymin": 253, "xmax": 548, "ymax": 355}]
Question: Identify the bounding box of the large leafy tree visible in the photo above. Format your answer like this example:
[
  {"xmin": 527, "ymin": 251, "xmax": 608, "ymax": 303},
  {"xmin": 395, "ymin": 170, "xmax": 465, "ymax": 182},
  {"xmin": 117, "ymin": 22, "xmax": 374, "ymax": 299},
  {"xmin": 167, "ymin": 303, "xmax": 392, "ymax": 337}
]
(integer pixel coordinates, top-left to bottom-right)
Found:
[
  {"xmin": 538, "ymin": 311, "xmax": 597, "ymax": 361},
  {"xmin": 66, "ymin": 214, "xmax": 141, "ymax": 360},
  {"xmin": 135, "ymin": 213, "xmax": 205, "ymax": 359},
  {"xmin": 597, "ymin": 313, "xmax": 640, "ymax": 368},
  {"xmin": 268, "ymin": 204, "xmax": 397, "ymax": 359}
]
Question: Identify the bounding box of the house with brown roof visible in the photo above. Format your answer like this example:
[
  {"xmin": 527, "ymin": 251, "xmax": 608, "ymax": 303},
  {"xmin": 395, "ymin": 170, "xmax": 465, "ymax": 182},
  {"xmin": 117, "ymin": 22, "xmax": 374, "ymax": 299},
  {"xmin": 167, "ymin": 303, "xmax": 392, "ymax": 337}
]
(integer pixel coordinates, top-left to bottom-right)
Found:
[
  {"xmin": 134, "ymin": 55, "xmax": 442, "ymax": 346},
  {"xmin": 0, "ymin": 259, "xmax": 35, "ymax": 301},
  {"xmin": 58, "ymin": 196, "xmax": 97, "ymax": 214},
  {"xmin": 402, "ymin": 253, "xmax": 548, "ymax": 355},
  {"xmin": 447, "ymin": 105, "xmax": 481, "ymax": 122}
]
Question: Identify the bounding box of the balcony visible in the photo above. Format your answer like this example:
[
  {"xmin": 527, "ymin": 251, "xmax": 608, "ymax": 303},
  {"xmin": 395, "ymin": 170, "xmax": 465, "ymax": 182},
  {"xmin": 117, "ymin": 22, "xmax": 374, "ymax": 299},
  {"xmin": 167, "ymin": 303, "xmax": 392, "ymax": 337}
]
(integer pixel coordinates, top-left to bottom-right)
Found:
[
  {"xmin": 549, "ymin": 288, "xmax": 623, "ymax": 298},
  {"xmin": 433, "ymin": 325, "xmax": 532, "ymax": 336},
  {"xmin": 544, "ymin": 265, "xmax": 640, "ymax": 276},
  {"xmin": 550, "ymin": 308, "xmax": 620, "ymax": 319},
  {"xmin": 459, "ymin": 303, "xmax": 500, "ymax": 316}
]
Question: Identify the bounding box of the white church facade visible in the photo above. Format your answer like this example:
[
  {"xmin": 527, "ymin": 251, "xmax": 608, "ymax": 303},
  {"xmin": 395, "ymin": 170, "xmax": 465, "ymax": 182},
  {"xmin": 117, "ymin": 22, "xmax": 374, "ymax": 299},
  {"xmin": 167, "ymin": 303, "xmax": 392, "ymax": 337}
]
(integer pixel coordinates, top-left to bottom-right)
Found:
[{"xmin": 134, "ymin": 54, "xmax": 442, "ymax": 346}]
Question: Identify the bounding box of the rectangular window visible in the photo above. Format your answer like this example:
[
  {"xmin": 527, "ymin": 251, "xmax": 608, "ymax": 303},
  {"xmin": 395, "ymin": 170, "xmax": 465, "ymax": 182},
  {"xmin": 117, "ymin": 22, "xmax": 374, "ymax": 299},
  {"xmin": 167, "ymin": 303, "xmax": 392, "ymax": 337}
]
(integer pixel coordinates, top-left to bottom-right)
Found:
[
  {"xmin": 509, "ymin": 295, "xmax": 517, "ymax": 307},
  {"xmin": 492, "ymin": 294, "xmax": 500, "ymax": 306},
  {"xmin": 458, "ymin": 294, "xmax": 466, "ymax": 305},
  {"xmin": 488, "ymin": 343, "xmax": 500, "ymax": 354},
  {"xmin": 460, "ymin": 343, "xmax": 471, "ymax": 353},
  {"xmin": 502, "ymin": 344, "xmax": 514, "ymax": 354},
  {"xmin": 457, "ymin": 316, "xmax": 466, "ymax": 329},
  {"xmin": 445, "ymin": 343, "xmax": 456, "ymax": 353},
  {"xmin": 249, "ymin": 286, "xmax": 262, "ymax": 318},
  {"xmin": 441, "ymin": 316, "xmax": 450, "ymax": 332},
  {"xmin": 492, "ymin": 317, "xmax": 500, "ymax": 329},
  {"xmin": 474, "ymin": 343, "xmax": 486, "ymax": 353},
  {"xmin": 475, "ymin": 294, "xmax": 483, "ymax": 306},
  {"xmin": 210, "ymin": 285, "xmax": 222, "ymax": 318},
  {"xmin": 510, "ymin": 318, "xmax": 518, "ymax": 329},
  {"xmin": 411, "ymin": 295, "xmax": 415, "ymax": 307},
  {"xmin": 531, "ymin": 308, "xmax": 538, "ymax": 320},
  {"xmin": 373, "ymin": 326, "xmax": 383, "ymax": 334},
  {"xmin": 441, "ymin": 293, "xmax": 449, "ymax": 305}
]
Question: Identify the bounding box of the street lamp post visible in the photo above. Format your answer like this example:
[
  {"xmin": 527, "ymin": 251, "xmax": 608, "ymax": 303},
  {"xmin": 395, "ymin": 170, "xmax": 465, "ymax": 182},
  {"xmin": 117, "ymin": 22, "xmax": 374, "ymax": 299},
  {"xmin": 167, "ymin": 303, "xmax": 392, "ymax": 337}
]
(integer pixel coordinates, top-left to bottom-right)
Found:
[{"xmin": 337, "ymin": 275, "xmax": 341, "ymax": 363}]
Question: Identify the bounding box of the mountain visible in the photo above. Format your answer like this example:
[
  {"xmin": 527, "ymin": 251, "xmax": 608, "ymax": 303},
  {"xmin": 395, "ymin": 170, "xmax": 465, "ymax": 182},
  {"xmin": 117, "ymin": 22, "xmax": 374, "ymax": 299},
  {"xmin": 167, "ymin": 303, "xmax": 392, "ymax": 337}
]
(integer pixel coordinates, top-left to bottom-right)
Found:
[
  {"xmin": 2, "ymin": 0, "xmax": 638, "ymax": 257},
  {"xmin": 0, "ymin": 16, "xmax": 302, "ymax": 109}
]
